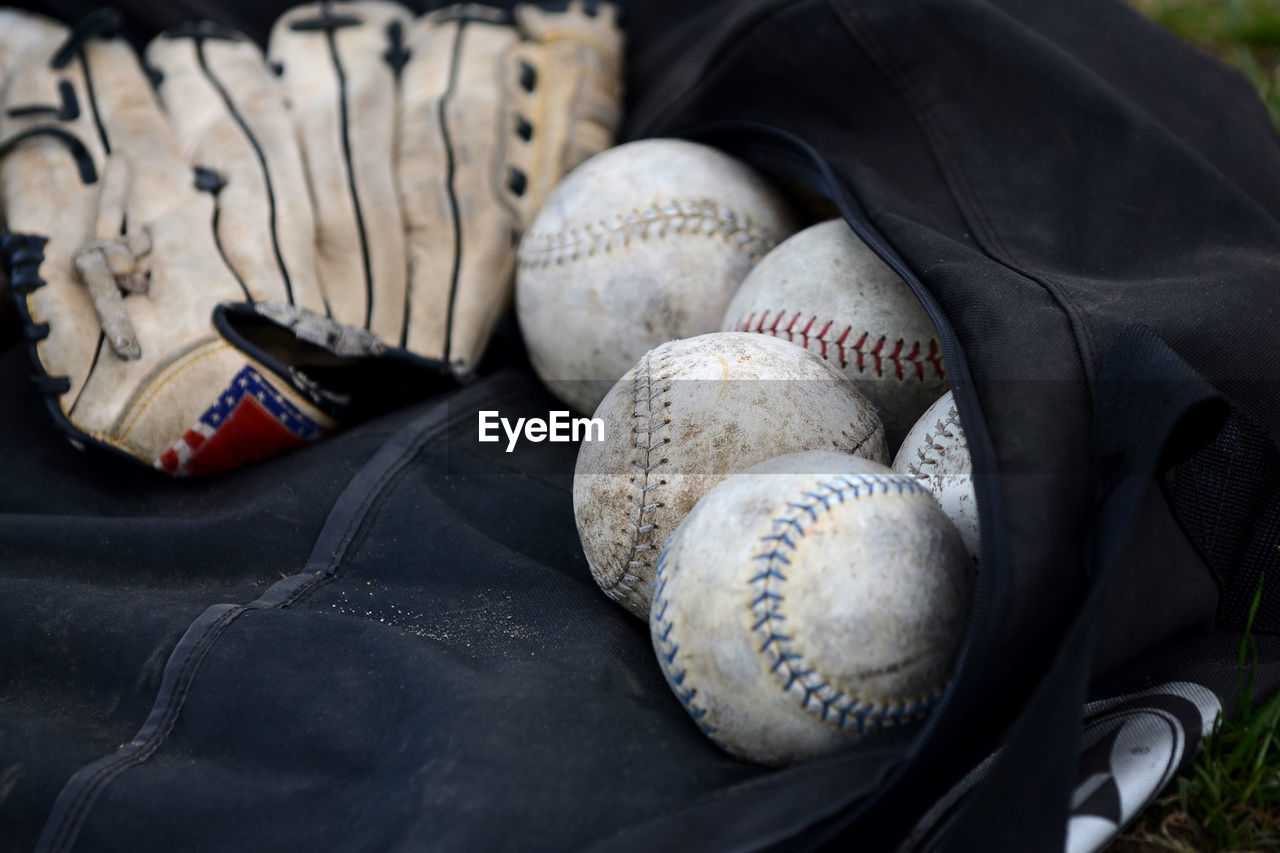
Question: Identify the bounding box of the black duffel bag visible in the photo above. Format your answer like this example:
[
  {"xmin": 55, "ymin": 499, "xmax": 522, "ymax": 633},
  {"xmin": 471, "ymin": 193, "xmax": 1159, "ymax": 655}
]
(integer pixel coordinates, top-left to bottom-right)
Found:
[{"xmin": 2, "ymin": 1, "xmax": 1278, "ymax": 850}]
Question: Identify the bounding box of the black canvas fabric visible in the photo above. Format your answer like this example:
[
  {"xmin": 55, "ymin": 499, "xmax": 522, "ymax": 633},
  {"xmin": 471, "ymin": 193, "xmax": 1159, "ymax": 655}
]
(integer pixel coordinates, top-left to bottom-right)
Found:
[{"xmin": 2, "ymin": 1, "xmax": 1278, "ymax": 851}]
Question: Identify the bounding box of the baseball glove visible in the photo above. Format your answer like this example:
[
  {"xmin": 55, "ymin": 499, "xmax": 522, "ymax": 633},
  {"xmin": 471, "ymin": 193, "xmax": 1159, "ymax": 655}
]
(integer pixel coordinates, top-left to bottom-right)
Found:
[{"xmin": 0, "ymin": 1, "xmax": 623, "ymax": 475}]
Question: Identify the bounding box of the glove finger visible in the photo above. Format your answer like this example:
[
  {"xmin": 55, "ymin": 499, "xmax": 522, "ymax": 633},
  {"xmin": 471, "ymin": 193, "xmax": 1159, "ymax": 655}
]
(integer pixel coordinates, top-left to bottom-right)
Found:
[
  {"xmin": 2, "ymin": 16, "xmax": 335, "ymax": 473},
  {"xmin": 508, "ymin": 1, "xmax": 624, "ymax": 226},
  {"xmin": 395, "ymin": 2, "xmax": 624, "ymax": 375},
  {"xmin": 398, "ymin": 6, "xmax": 519, "ymax": 373},
  {"xmin": 144, "ymin": 22, "xmax": 328, "ymax": 315},
  {"xmin": 52, "ymin": 25, "xmax": 260, "ymax": 453},
  {"xmin": 269, "ymin": 0, "xmax": 411, "ymax": 345},
  {"xmin": 0, "ymin": 10, "xmax": 70, "ymax": 134},
  {"xmin": 0, "ymin": 12, "xmax": 117, "ymax": 408}
]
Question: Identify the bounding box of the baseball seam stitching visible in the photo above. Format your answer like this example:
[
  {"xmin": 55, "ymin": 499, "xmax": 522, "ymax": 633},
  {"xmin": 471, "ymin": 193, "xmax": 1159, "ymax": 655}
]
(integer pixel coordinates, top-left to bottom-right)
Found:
[
  {"xmin": 606, "ymin": 349, "xmax": 671, "ymax": 610},
  {"xmin": 833, "ymin": 417, "xmax": 884, "ymax": 459},
  {"xmin": 906, "ymin": 404, "xmax": 963, "ymax": 481},
  {"xmin": 753, "ymin": 473, "xmax": 940, "ymax": 733},
  {"xmin": 652, "ymin": 536, "xmax": 726, "ymax": 749},
  {"xmin": 734, "ymin": 310, "xmax": 945, "ymax": 381},
  {"xmin": 515, "ymin": 199, "xmax": 780, "ymax": 267}
]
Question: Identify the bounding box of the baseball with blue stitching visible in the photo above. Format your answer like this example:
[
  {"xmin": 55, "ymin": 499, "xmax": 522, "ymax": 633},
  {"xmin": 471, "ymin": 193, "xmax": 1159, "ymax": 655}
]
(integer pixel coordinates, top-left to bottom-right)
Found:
[{"xmin": 650, "ymin": 449, "xmax": 972, "ymax": 765}]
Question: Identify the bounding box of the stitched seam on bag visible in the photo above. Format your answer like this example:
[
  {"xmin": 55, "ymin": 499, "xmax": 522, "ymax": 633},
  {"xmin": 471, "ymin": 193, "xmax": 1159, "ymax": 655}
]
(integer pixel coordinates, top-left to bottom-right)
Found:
[
  {"xmin": 33, "ymin": 400, "xmax": 463, "ymax": 853},
  {"xmin": 827, "ymin": 0, "xmax": 1098, "ymax": 387},
  {"xmin": 516, "ymin": 199, "xmax": 780, "ymax": 267},
  {"xmin": 627, "ymin": 0, "xmax": 807, "ymax": 138},
  {"xmin": 36, "ymin": 602, "xmax": 250, "ymax": 853},
  {"xmin": 318, "ymin": 438, "xmax": 424, "ymax": 576},
  {"xmin": 732, "ymin": 309, "xmax": 945, "ymax": 381},
  {"xmin": 40, "ymin": 562, "xmax": 330, "ymax": 853}
]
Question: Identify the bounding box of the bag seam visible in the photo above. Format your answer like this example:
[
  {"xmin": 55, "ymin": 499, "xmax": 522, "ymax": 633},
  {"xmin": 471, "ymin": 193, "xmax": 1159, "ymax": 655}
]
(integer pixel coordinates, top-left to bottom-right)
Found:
[
  {"xmin": 30, "ymin": 381, "xmax": 522, "ymax": 853},
  {"xmin": 826, "ymin": 0, "xmax": 1099, "ymax": 393}
]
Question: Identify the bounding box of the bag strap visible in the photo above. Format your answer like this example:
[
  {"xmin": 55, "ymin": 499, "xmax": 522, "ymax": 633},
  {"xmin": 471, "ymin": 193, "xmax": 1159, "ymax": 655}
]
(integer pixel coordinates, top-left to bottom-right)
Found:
[{"xmin": 1165, "ymin": 402, "xmax": 1280, "ymax": 634}]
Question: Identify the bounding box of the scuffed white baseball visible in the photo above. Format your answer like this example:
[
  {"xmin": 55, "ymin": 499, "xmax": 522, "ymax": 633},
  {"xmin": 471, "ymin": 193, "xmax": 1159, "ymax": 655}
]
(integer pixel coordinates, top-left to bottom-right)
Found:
[
  {"xmin": 516, "ymin": 138, "xmax": 795, "ymax": 414},
  {"xmin": 574, "ymin": 332, "xmax": 887, "ymax": 620},
  {"xmin": 893, "ymin": 391, "xmax": 979, "ymax": 560},
  {"xmin": 651, "ymin": 449, "xmax": 973, "ymax": 766},
  {"xmin": 721, "ymin": 219, "xmax": 946, "ymax": 445}
]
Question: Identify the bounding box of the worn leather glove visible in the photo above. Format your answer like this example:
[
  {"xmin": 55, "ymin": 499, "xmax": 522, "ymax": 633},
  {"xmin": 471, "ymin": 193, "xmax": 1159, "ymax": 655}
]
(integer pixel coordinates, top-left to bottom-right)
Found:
[{"xmin": 0, "ymin": 2, "xmax": 623, "ymax": 475}]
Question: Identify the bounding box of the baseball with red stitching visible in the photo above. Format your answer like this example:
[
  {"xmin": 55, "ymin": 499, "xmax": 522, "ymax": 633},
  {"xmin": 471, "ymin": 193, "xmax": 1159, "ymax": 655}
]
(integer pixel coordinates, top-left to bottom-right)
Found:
[
  {"xmin": 515, "ymin": 138, "xmax": 796, "ymax": 416},
  {"xmin": 721, "ymin": 219, "xmax": 947, "ymax": 447},
  {"xmin": 573, "ymin": 331, "xmax": 888, "ymax": 620}
]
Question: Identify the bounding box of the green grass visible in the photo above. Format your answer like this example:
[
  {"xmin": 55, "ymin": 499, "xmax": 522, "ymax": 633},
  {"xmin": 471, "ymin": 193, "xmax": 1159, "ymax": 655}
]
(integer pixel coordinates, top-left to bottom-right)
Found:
[
  {"xmin": 1111, "ymin": 3, "xmax": 1280, "ymax": 847},
  {"xmin": 1113, "ymin": 576, "xmax": 1280, "ymax": 851},
  {"xmin": 1131, "ymin": 0, "xmax": 1280, "ymax": 126}
]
